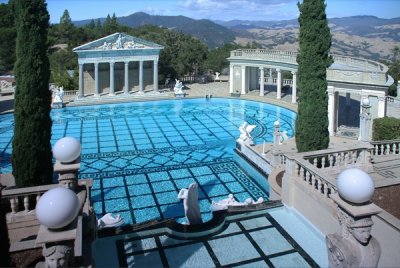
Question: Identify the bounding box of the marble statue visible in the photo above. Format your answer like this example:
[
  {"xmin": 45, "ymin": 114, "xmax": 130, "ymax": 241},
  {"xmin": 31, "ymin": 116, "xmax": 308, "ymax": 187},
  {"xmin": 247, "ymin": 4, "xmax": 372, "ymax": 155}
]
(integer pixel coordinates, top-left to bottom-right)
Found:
[
  {"xmin": 280, "ymin": 130, "xmax": 289, "ymax": 144},
  {"xmin": 215, "ymin": 72, "xmax": 220, "ymax": 81},
  {"xmin": 42, "ymin": 242, "xmax": 73, "ymax": 268},
  {"xmin": 173, "ymin": 79, "xmax": 184, "ymax": 96},
  {"xmin": 97, "ymin": 213, "xmax": 123, "ymax": 229},
  {"xmin": 237, "ymin": 122, "xmax": 257, "ymax": 145},
  {"xmin": 53, "ymin": 86, "xmax": 64, "ymax": 103},
  {"xmin": 177, "ymin": 183, "xmax": 202, "ymax": 225},
  {"xmin": 211, "ymin": 194, "xmax": 263, "ymax": 211},
  {"xmin": 326, "ymin": 211, "xmax": 381, "ymax": 268},
  {"xmin": 115, "ymin": 34, "xmax": 123, "ymax": 49}
]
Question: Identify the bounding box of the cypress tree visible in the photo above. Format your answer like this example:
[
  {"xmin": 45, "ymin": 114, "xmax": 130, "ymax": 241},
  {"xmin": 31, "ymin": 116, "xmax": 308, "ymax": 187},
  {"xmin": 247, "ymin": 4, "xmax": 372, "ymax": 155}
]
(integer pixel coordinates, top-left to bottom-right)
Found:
[
  {"xmin": 12, "ymin": 0, "xmax": 53, "ymax": 187},
  {"xmin": 295, "ymin": 0, "xmax": 333, "ymax": 152}
]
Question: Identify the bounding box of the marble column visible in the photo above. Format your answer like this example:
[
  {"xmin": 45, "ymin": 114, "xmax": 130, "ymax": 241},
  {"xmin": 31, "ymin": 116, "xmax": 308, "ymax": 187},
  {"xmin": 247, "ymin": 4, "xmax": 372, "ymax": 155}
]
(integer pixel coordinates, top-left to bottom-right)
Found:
[
  {"xmin": 327, "ymin": 86, "xmax": 336, "ymax": 135},
  {"xmin": 259, "ymin": 67, "xmax": 264, "ymax": 96},
  {"xmin": 276, "ymin": 68, "xmax": 282, "ymax": 100},
  {"xmin": 78, "ymin": 63, "xmax": 84, "ymax": 98},
  {"xmin": 124, "ymin": 61, "xmax": 129, "ymax": 95},
  {"xmin": 139, "ymin": 60, "xmax": 144, "ymax": 93},
  {"xmin": 229, "ymin": 65, "xmax": 234, "ymax": 93},
  {"xmin": 377, "ymin": 96, "xmax": 386, "ymax": 117},
  {"xmin": 109, "ymin": 61, "xmax": 115, "ymax": 96},
  {"xmin": 291, "ymin": 71, "xmax": 297, "ymax": 103},
  {"xmin": 241, "ymin": 65, "xmax": 246, "ymax": 95},
  {"xmin": 94, "ymin": 62, "xmax": 99, "ymax": 97},
  {"xmin": 153, "ymin": 60, "xmax": 158, "ymax": 92}
]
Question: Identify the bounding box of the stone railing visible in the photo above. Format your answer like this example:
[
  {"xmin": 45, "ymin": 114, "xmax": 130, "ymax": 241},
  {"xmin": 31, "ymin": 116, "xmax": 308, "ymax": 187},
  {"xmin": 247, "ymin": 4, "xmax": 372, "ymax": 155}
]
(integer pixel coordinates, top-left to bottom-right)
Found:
[
  {"xmin": 229, "ymin": 49, "xmax": 389, "ymax": 86},
  {"xmin": 302, "ymin": 146, "xmax": 373, "ymax": 170},
  {"xmin": 370, "ymin": 140, "xmax": 400, "ymax": 157},
  {"xmin": 230, "ymin": 49, "xmax": 298, "ymax": 64},
  {"xmin": 282, "ymin": 153, "xmax": 337, "ymax": 201},
  {"xmin": 263, "ymin": 78, "xmax": 293, "ymax": 85},
  {"xmin": 1, "ymin": 184, "xmax": 58, "ymax": 221}
]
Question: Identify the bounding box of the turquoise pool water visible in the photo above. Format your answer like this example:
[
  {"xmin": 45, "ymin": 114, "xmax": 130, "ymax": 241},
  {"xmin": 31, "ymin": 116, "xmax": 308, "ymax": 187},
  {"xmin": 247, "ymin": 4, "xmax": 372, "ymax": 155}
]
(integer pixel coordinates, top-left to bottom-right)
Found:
[{"xmin": 0, "ymin": 98, "xmax": 296, "ymax": 224}]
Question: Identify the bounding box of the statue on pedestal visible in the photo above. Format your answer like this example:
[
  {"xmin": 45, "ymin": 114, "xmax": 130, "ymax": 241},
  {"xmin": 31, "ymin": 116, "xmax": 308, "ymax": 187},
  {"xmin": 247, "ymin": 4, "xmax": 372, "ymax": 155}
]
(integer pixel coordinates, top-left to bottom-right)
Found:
[
  {"xmin": 326, "ymin": 211, "xmax": 380, "ymax": 268},
  {"xmin": 42, "ymin": 242, "xmax": 73, "ymax": 268},
  {"xmin": 174, "ymin": 79, "xmax": 184, "ymax": 97},
  {"xmin": 237, "ymin": 122, "xmax": 256, "ymax": 145}
]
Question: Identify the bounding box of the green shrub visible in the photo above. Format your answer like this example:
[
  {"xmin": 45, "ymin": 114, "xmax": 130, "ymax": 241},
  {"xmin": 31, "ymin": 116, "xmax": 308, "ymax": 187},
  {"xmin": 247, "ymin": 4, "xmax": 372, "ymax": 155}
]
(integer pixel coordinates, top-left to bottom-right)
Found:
[{"xmin": 372, "ymin": 117, "xmax": 400, "ymax": 141}]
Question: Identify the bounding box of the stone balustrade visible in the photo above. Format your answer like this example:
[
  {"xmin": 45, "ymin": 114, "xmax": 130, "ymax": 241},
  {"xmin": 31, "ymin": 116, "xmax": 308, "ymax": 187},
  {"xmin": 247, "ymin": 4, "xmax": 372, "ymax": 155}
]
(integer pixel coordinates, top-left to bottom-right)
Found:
[
  {"xmin": 302, "ymin": 147, "xmax": 373, "ymax": 170},
  {"xmin": 1, "ymin": 184, "xmax": 58, "ymax": 220},
  {"xmin": 370, "ymin": 140, "xmax": 400, "ymax": 156},
  {"xmin": 282, "ymin": 153, "xmax": 337, "ymax": 203}
]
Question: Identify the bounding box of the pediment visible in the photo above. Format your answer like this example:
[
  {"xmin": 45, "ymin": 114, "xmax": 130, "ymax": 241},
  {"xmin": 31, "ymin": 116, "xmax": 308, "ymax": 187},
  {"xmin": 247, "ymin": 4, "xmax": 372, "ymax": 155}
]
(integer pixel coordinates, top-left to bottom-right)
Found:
[{"xmin": 73, "ymin": 32, "xmax": 163, "ymax": 52}]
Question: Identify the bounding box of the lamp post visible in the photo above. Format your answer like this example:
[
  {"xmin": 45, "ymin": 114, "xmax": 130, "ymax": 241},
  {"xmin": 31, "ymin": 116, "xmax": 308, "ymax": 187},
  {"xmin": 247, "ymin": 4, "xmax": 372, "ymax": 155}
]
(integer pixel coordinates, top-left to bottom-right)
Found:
[
  {"xmin": 53, "ymin": 137, "xmax": 81, "ymax": 189},
  {"xmin": 35, "ymin": 137, "xmax": 84, "ymax": 268}
]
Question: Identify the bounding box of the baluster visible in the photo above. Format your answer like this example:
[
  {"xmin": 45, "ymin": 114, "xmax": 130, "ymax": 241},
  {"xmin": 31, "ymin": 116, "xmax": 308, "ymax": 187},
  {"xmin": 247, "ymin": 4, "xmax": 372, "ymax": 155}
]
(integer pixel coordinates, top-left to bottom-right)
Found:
[
  {"xmin": 313, "ymin": 158, "xmax": 318, "ymax": 167},
  {"xmin": 385, "ymin": 144, "xmax": 390, "ymax": 155},
  {"xmin": 300, "ymin": 166, "xmax": 305, "ymax": 180},
  {"xmin": 317, "ymin": 178, "xmax": 322, "ymax": 193},
  {"xmin": 324, "ymin": 183, "xmax": 329, "ymax": 198},
  {"xmin": 352, "ymin": 151, "xmax": 357, "ymax": 164},
  {"xmin": 10, "ymin": 197, "xmax": 18, "ymax": 213},
  {"xmin": 321, "ymin": 156, "xmax": 326, "ymax": 169},
  {"xmin": 329, "ymin": 154, "xmax": 334, "ymax": 168},
  {"xmin": 24, "ymin": 195, "xmax": 30, "ymax": 212}
]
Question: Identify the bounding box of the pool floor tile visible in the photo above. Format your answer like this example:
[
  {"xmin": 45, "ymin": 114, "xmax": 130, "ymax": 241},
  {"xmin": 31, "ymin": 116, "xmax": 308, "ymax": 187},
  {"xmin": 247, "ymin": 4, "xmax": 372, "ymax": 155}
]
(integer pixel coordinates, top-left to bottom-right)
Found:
[
  {"xmin": 241, "ymin": 216, "xmax": 272, "ymax": 230},
  {"xmin": 208, "ymin": 234, "xmax": 260, "ymax": 266},
  {"xmin": 124, "ymin": 238, "xmax": 157, "ymax": 254},
  {"xmin": 164, "ymin": 243, "xmax": 215, "ymax": 268},
  {"xmin": 270, "ymin": 252, "xmax": 311, "ymax": 268},
  {"xmin": 126, "ymin": 251, "xmax": 163, "ymax": 267},
  {"xmin": 250, "ymin": 228, "xmax": 293, "ymax": 256}
]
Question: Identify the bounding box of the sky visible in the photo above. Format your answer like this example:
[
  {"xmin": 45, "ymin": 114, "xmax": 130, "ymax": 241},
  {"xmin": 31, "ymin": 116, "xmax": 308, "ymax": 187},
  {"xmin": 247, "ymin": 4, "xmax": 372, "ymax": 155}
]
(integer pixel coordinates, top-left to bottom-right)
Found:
[{"xmin": 2, "ymin": 0, "xmax": 399, "ymax": 23}]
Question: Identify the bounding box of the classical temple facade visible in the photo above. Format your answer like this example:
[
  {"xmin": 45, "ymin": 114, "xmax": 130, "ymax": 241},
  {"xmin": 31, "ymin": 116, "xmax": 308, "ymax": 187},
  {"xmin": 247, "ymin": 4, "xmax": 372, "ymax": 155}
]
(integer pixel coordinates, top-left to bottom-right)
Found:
[
  {"xmin": 73, "ymin": 33, "xmax": 164, "ymax": 97},
  {"xmin": 228, "ymin": 49, "xmax": 392, "ymax": 136}
]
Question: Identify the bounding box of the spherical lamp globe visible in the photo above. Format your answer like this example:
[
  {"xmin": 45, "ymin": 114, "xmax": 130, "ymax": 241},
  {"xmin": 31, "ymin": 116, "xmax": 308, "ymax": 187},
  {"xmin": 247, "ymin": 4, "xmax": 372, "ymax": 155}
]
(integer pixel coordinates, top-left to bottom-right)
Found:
[
  {"xmin": 36, "ymin": 187, "xmax": 80, "ymax": 229},
  {"xmin": 53, "ymin": 137, "xmax": 81, "ymax": 163},
  {"xmin": 361, "ymin": 98, "xmax": 370, "ymax": 106},
  {"xmin": 336, "ymin": 168, "xmax": 375, "ymax": 204}
]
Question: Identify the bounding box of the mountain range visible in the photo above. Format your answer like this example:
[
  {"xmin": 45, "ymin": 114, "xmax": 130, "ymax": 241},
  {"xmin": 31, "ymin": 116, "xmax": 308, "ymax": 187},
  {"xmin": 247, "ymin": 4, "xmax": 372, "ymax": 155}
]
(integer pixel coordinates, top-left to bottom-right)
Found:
[{"xmin": 74, "ymin": 12, "xmax": 400, "ymax": 61}]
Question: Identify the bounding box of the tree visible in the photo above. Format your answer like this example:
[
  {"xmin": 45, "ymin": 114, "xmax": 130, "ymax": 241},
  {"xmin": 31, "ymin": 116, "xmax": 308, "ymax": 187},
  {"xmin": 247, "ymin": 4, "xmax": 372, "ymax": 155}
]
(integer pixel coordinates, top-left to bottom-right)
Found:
[
  {"xmin": 295, "ymin": 0, "xmax": 333, "ymax": 152},
  {"xmin": 12, "ymin": 0, "xmax": 53, "ymax": 187},
  {"xmin": 387, "ymin": 46, "xmax": 399, "ymax": 97},
  {"xmin": 0, "ymin": 2, "xmax": 16, "ymax": 72}
]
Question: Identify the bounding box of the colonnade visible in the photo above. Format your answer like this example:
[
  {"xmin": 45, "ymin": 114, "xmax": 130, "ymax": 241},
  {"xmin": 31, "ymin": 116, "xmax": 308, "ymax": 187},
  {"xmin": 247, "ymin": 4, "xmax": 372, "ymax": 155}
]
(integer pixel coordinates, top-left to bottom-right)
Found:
[
  {"xmin": 77, "ymin": 59, "xmax": 159, "ymax": 98},
  {"xmin": 229, "ymin": 65, "xmax": 297, "ymax": 103}
]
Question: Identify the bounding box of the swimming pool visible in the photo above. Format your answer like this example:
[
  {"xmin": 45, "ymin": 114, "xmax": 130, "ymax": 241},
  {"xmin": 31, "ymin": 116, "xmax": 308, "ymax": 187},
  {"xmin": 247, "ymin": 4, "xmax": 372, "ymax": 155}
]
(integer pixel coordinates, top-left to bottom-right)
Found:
[{"xmin": 0, "ymin": 98, "xmax": 296, "ymax": 224}]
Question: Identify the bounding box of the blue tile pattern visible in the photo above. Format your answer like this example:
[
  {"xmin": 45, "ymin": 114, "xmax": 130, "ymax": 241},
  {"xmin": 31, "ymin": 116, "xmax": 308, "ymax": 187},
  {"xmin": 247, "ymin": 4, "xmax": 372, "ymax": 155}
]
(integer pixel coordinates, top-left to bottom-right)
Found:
[
  {"xmin": 115, "ymin": 212, "xmax": 319, "ymax": 267},
  {"xmin": 0, "ymin": 98, "xmax": 296, "ymax": 224}
]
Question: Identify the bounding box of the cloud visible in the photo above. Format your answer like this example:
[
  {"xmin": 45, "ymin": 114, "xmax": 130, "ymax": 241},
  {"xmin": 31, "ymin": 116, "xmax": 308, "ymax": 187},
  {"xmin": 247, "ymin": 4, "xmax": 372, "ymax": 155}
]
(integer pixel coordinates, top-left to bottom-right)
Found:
[{"xmin": 179, "ymin": 0, "xmax": 298, "ymax": 21}]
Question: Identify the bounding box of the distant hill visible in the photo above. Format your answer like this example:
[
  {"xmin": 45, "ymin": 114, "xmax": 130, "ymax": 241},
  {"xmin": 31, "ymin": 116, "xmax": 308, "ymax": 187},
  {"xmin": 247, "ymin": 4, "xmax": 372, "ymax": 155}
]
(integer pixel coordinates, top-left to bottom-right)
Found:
[
  {"xmin": 74, "ymin": 12, "xmax": 236, "ymax": 48},
  {"xmin": 74, "ymin": 13, "xmax": 399, "ymax": 61},
  {"xmin": 215, "ymin": 15, "xmax": 400, "ymax": 60}
]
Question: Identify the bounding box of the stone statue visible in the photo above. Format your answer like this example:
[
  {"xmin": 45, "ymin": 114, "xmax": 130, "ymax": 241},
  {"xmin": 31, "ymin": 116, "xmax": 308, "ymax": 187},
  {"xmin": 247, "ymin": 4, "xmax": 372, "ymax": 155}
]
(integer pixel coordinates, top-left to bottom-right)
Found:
[
  {"xmin": 53, "ymin": 87, "xmax": 64, "ymax": 103},
  {"xmin": 237, "ymin": 122, "xmax": 257, "ymax": 145},
  {"xmin": 42, "ymin": 242, "xmax": 73, "ymax": 268},
  {"xmin": 173, "ymin": 79, "xmax": 184, "ymax": 96},
  {"xmin": 326, "ymin": 211, "xmax": 380, "ymax": 268},
  {"xmin": 215, "ymin": 72, "xmax": 220, "ymax": 81},
  {"xmin": 177, "ymin": 183, "xmax": 202, "ymax": 225},
  {"xmin": 115, "ymin": 34, "xmax": 123, "ymax": 49},
  {"xmin": 211, "ymin": 194, "xmax": 263, "ymax": 211}
]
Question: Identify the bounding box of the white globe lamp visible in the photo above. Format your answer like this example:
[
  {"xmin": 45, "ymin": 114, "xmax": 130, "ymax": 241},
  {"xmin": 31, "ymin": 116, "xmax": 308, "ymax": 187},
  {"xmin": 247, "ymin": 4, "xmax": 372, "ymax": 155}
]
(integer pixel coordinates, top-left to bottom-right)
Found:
[
  {"xmin": 361, "ymin": 98, "xmax": 370, "ymax": 107},
  {"xmin": 53, "ymin": 137, "xmax": 81, "ymax": 163},
  {"xmin": 36, "ymin": 187, "xmax": 80, "ymax": 229},
  {"xmin": 336, "ymin": 168, "xmax": 375, "ymax": 204},
  {"xmin": 274, "ymin": 120, "xmax": 280, "ymax": 127}
]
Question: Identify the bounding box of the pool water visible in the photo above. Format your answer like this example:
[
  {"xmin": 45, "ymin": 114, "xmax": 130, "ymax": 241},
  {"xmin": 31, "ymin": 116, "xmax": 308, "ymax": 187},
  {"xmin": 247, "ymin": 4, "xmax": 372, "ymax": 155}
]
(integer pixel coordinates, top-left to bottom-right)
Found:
[{"xmin": 0, "ymin": 98, "xmax": 296, "ymax": 224}]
